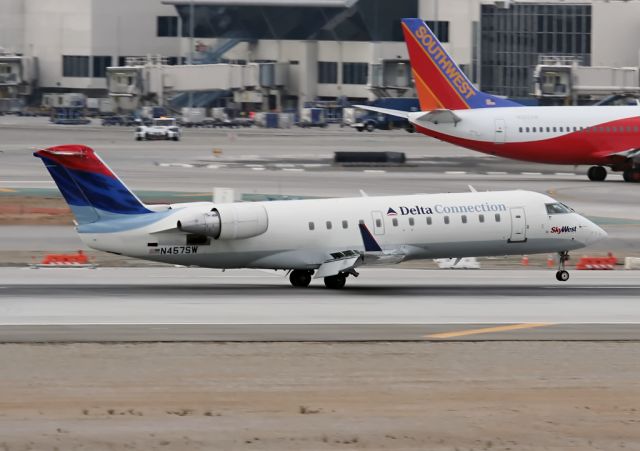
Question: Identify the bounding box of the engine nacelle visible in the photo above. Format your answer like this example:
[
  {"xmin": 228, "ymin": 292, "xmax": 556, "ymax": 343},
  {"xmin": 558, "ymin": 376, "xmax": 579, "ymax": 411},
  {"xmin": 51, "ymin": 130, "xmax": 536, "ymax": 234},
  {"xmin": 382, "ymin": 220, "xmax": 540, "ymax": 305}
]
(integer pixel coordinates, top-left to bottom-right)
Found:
[{"xmin": 177, "ymin": 203, "xmax": 268, "ymax": 240}]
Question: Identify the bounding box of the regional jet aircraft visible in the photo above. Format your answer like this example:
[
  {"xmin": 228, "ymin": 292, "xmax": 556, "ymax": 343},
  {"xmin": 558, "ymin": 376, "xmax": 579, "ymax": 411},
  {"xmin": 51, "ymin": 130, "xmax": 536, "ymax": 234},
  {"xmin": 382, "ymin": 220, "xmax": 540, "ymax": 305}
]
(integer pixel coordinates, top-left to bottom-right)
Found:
[
  {"xmin": 357, "ymin": 18, "xmax": 640, "ymax": 182},
  {"xmin": 35, "ymin": 145, "xmax": 606, "ymax": 287}
]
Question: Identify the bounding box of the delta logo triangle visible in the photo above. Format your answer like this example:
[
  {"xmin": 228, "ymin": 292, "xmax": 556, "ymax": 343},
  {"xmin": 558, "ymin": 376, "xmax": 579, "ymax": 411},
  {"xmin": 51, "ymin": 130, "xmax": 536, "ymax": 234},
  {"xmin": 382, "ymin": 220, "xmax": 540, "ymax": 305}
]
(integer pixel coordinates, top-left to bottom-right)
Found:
[{"xmin": 386, "ymin": 207, "xmax": 398, "ymax": 216}]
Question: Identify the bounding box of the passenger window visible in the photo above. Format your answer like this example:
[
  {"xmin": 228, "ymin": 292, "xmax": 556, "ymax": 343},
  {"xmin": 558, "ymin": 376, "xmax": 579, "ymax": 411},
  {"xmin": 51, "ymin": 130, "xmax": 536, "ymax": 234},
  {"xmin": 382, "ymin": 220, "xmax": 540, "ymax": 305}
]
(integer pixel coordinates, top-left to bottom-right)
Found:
[
  {"xmin": 552, "ymin": 127, "xmax": 557, "ymax": 132},
  {"xmin": 634, "ymin": 126, "xmax": 639, "ymax": 132},
  {"xmin": 612, "ymin": 127, "xmax": 617, "ymax": 133},
  {"xmin": 461, "ymin": 215, "xmax": 467, "ymax": 224},
  {"xmin": 532, "ymin": 127, "xmax": 536, "ymax": 132},
  {"xmin": 375, "ymin": 219, "xmax": 381, "ymax": 228},
  {"xmin": 358, "ymin": 219, "xmax": 364, "ymax": 225},
  {"xmin": 479, "ymin": 214, "xmax": 485, "ymax": 223},
  {"xmin": 342, "ymin": 220, "xmax": 348, "ymax": 229},
  {"xmin": 392, "ymin": 218, "xmax": 398, "ymax": 227},
  {"xmin": 408, "ymin": 217, "xmax": 415, "ymax": 226},
  {"xmin": 599, "ymin": 127, "xmax": 605, "ymax": 132},
  {"xmin": 559, "ymin": 127, "xmax": 563, "ymax": 132},
  {"xmin": 525, "ymin": 127, "xmax": 530, "ymax": 132},
  {"xmin": 606, "ymin": 127, "xmax": 610, "ymax": 133},
  {"xmin": 444, "ymin": 216, "xmax": 450, "ymax": 225},
  {"xmin": 495, "ymin": 213, "xmax": 501, "ymax": 222},
  {"xmin": 426, "ymin": 217, "xmax": 432, "ymax": 225},
  {"xmin": 308, "ymin": 222, "xmax": 315, "ymax": 231},
  {"xmin": 326, "ymin": 221, "xmax": 332, "ymax": 230},
  {"xmin": 573, "ymin": 126, "xmax": 577, "ymax": 132},
  {"xmin": 546, "ymin": 127, "xmax": 550, "ymax": 132},
  {"xmin": 627, "ymin": 126, "xmax": 632, "ymax": 132},
  {"xmin": 519, "ymin": 127, "xmax": 523, "ymax": 133}
]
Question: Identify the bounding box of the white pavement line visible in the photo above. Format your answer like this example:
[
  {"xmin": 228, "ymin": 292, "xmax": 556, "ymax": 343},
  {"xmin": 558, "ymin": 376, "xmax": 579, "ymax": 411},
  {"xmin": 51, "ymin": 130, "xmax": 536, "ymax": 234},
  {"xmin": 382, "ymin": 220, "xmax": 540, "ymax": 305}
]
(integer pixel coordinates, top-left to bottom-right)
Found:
[
  {"xmin": 274, "ymin": 163, "xmax": 295, "ymax": 168},
  {"xmin": 521, "ymin": 172, "xmax": 542, "ymax": 175},
  {"xmin": 486, "ymin": 171, "xmax": 507, "ymax": 175},
  {"xmin": 282, "ymin": 168, "xmax": 305, "ymax": 172},
  {"xmin": 554, "ymin": 172, "xmax": 576, "ymax": 176},
  {"xmin": 364, "ymin": 170, "xmax": 386, "ymax": 173},
  {"xmin": 302, "ymin": 163, "xmax": 330, "ymax": 168},
  {"xmin": 445, "ymin": 171, "xmax": 467, "ymax": 175},
  {"xmin": 245, "ymin": 164, "xmax": 264, "ymax": 168},
  {"xmin": 206, "ymin": 164, "xmax": 220, "ymax": 169},
  {"xmin": 251, "ymin": 167, "xmax": 266, "ymax": 171}
]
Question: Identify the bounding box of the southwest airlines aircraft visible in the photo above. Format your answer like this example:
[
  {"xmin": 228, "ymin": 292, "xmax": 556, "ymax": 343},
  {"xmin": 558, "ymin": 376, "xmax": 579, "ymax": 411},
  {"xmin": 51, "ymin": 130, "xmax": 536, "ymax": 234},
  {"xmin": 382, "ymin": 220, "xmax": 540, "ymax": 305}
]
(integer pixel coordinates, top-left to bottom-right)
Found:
[
  {"xmin": 357, "ymin": 18, "xmax": 640, "ymax": 183},
  {"xmin": 35, "ymin": 145, "xmax": 606, "ymax": 287}
]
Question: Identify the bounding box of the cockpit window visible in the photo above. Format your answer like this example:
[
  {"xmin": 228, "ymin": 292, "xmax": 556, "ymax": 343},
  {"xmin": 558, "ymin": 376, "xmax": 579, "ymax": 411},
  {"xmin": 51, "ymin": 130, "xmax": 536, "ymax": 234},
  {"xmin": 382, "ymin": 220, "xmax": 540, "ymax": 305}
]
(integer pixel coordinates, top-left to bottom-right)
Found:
[{"xmin": 545, "ymin": 203, "xmax": 571, "ymax": 214}]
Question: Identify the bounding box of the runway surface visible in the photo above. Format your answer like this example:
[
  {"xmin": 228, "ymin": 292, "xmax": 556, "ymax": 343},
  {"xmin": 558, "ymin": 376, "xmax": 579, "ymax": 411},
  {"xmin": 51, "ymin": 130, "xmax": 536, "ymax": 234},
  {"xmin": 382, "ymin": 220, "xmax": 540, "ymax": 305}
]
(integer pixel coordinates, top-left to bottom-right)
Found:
[{"xmin": 1, "ymin": 267, "xmax": 639, "ymax": 342}]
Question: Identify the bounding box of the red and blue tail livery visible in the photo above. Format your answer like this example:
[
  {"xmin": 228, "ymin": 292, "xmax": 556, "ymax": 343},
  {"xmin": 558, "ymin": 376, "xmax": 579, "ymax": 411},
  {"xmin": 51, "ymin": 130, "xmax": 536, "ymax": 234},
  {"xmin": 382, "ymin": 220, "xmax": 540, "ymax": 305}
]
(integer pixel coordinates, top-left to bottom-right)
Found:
[
  {"xmin": 34, "ymin": 145, "xmax": 151, "ymax": 224},
  {"xmin": 401, "ymin": 18, "xmax": 520, "ymax": 110}
]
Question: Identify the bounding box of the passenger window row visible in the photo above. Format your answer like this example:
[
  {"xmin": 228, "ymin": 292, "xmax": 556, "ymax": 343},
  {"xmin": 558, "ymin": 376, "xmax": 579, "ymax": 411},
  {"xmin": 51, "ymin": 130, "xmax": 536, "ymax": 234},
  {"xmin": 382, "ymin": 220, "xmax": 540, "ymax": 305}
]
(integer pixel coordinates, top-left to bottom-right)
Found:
[
  {"xmin": 518, "ymin": 125, "xmax": 639, "ymax": 133},
  {"xmin": 308, "ymin": 214, "xmax": 502, "ymax": 230}
]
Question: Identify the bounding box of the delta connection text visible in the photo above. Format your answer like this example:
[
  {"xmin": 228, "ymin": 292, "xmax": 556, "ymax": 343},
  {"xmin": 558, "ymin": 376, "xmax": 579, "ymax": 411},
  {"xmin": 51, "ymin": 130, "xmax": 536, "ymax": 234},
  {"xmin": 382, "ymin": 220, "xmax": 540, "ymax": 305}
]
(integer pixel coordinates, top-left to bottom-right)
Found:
[{"xmin": 394, "ymin": 202, "xmax": 508, "ymax": 216}]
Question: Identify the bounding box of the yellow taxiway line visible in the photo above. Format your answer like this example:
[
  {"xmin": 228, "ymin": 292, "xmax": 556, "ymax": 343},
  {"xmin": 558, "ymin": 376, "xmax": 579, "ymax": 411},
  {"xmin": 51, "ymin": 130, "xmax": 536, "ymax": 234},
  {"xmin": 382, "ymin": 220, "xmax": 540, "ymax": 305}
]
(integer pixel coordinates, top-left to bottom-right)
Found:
[{"xmin": 426, "ymin": 323, "xmax": 555, "ymax": 339}]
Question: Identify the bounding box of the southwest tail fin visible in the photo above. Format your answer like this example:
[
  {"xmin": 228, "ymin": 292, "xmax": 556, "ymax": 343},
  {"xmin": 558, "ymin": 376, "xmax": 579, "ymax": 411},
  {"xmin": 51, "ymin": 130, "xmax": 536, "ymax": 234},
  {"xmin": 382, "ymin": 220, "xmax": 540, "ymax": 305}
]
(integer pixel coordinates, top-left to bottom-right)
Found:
[
  {"xmin": 401, "ymin": 18, "xmax": 520, "ymax": 110},
  {"xmin": 34, "ymin": 144, "xmax": 151, "ymax": 224}
]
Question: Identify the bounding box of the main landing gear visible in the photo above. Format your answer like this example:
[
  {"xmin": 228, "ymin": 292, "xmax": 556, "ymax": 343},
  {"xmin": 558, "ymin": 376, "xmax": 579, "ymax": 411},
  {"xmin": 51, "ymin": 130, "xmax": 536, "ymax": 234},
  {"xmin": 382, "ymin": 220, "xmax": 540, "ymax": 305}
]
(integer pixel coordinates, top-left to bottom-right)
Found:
[
  {"xmin": 288, "ymin": 270, "xmax": 351, "ymax": 289},
  {"xmin": 623, "ymin": 167, "xmax": 640, "ymax": 183},
  {"xmin": 555, "ymin": 251, "xmax": 570, "ymax": 282},
  {"xmin": 587, "ymin": 166, "xmax": 607, "ymax": 181},
  {"xmin": 289, "ymin": 270, "xmax": 313, "ymax": 288}
]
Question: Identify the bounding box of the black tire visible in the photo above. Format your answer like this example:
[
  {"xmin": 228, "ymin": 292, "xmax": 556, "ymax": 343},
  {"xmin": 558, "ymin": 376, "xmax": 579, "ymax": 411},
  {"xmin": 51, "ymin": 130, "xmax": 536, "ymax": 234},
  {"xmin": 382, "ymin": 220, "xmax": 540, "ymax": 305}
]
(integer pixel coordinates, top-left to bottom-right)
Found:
[
  {"xmin": 324, "ymin": 273, "xmax": 346, "ymax": 289},
  {"xmin": 365, "ymin": 122, "xmax": 375, "ymax": 132},
  {"xmin": 173, "ymin": 136, "xmax": 179, "ymax": 141},
  {"xmin": 555, "ymin": 270, "xmax": 570, "ymax": 282},
  {"xmin": 356, "ymin": 127, "xmax": 364, "ymax": 132},
  {"xmin": 289, "ymin": 270, "xmax": 312, "ymax": 288},
  {"xmin": 623, "ymin": 168, "xmax": 640, "ymax": 183},
  {"xmin": 587, "ymin": 166, "xmax": 607, "ymax": 181},
  {"xmin": 135, "ymin": 136, "xmax": 142, "ymax": 141}
]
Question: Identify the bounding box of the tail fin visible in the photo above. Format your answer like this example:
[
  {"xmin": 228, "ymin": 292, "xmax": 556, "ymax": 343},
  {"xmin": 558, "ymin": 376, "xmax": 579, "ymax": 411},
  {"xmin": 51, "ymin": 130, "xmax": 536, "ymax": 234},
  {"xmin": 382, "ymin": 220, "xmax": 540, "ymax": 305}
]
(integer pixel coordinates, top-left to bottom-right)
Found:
[
  {"xmin": 34, "ymin": 144, "xmax": 151, "ymax": 224},
  {"xmin": 401, "ymin": 18, "xmax": 520, "ymax": 110}
]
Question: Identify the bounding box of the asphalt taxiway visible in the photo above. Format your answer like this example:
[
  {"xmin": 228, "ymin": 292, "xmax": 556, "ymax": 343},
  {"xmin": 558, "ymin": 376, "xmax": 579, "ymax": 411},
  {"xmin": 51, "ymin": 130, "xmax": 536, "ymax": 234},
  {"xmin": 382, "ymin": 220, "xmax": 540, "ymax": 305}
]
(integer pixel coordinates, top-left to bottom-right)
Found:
[{"xmin": 1, "ymin": 267, "xmax": 639, "ymax": 342}]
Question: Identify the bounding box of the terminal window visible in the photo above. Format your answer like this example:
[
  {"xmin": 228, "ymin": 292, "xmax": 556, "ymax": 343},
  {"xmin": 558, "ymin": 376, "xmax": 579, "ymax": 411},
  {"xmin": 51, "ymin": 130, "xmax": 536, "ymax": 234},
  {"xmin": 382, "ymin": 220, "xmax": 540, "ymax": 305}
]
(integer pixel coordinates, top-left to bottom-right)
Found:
[
  {"xmin": 343, "ymin": 63, "xmax": 368, "ymax": 85},
  {"xmin": 318, "ymin": 62, "xmax": 337, "ymax": 84},
  {"xmin": 158, "ymin": 16, "xmax": 178, "ymax": 37},
  {"xmin": 62, "ymin": 56, "xmax": 89, "ymax": 77},
  {"xmin": 425, "ymin": 21, "xmax": 449, "ymax": 43},
  {"xmin": 92, "ymin": 56, "xmax": 112, "ymax": 78}
]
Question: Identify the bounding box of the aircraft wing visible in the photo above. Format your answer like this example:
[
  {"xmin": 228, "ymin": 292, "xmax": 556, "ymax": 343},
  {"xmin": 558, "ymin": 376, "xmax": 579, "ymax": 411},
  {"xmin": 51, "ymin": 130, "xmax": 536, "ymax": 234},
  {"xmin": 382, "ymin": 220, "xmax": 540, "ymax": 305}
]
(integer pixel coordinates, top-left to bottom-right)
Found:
[
  {"xmin": 415, "ymin": 109, "xmax": 462, "ymax": 124},
  {"xmin": 353, "ymin": 105, "xmax": 409, "ymax": 119},
  {"xmin": 602, "ymin": 148, "xmax": 640, "ymax": 159}
]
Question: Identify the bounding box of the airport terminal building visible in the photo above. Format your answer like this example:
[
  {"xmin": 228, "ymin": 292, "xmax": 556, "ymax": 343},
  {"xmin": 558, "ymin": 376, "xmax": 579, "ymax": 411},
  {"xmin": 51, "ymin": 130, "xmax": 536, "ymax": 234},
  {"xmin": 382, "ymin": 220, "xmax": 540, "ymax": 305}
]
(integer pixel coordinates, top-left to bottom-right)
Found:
[{"xmin": 1, "ymin": 0, "xmax": 640, "ymax": 110}]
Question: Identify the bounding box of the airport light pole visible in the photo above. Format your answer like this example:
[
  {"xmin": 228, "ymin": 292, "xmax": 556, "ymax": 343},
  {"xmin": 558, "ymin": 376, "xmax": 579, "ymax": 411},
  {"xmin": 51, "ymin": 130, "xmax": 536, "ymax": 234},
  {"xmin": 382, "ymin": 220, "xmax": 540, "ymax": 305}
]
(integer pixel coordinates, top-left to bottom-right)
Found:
[{"xmin": 188, "ymin": 0, "xmax": 194, "ymax": 111}]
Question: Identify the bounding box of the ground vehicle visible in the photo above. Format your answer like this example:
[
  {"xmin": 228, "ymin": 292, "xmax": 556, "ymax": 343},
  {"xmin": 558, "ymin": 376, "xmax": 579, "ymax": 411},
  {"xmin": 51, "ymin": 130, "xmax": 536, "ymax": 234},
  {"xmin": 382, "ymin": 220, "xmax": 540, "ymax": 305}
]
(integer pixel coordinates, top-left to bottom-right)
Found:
[
  {"xmin": 351, "ymin": 98, "xmax": 419, "ymax": 132},
  {"xmin": 135, "ymin": 117, "xmax": 181, "ymax": 141}
]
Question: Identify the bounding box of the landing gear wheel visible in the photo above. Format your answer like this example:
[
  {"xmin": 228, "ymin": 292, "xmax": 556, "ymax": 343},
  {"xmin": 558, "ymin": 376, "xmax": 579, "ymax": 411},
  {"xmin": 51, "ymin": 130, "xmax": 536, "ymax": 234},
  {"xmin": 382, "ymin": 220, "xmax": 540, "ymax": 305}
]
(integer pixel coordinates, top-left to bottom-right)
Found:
[
  {"xmin": 289, "ymin": 270, "xmax": 312, "ymax": 288},
  {"xmin": 587, "ymin": 166, "xmax": 607, "ymax": 181},
  {"xmin": 623, "ymin": 168, "xmax": 640, "ymax": 183},
  {"xmin": 555, "ymin": 251, "xmax": 570, "ymax": 282},
  {"xmin": 324, "ymin": 273, "xmax": 346, "ymax": 289},
  {"xmin": 365, "ymin": 122, "xmax": 375, "ymax": 132}
]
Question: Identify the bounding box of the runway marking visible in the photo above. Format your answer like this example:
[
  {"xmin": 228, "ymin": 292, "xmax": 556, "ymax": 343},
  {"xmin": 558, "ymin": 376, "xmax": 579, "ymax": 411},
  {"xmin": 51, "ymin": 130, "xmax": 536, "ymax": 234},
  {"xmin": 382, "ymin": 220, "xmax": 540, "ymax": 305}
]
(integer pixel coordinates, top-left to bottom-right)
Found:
[
  {"xmin": 425, "ymin": 323, "xmax": 554, "ymax": 339},
  {"xmin": 554, "ymin": 172, "xmax": 576, "ymax": 176},
  {"xmin": 486, "ymin": 171, "xmax": 507, "ymax": 175},
  {"xmin": 282, "ymin": 168, "xmax": 304, "ymax": 172},
  {"xmin": 445, "ymin": 171, "xmax": 466, "ymax": 175},
  {"xmin": 521, "ymin": 172, "xmax": 542, "ymax": 176},
  {"xmin": 364, "ymin": 170, "xmax": 386, "ymax": 173}
]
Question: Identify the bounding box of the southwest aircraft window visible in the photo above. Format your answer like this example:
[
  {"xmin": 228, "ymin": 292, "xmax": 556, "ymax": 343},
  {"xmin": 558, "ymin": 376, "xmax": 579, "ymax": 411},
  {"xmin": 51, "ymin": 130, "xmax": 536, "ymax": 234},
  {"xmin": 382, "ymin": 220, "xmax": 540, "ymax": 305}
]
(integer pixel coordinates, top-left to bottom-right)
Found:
[
  {"xmin": 612, "ymin": 127, "xmax": 617, "ymax": 132},
  {"xmin": 444, "ymin": 216, "xmax": 450, "ymax": 225},
  {"xmin": 326, "ymin": 221, "xmax": 332, "ymax": 230},
  {"xmin": 627, "ymin": 126, "xmax": 632, "ymax": 132},
  {"xmin": 606, "ymin": 127, "xmax": 610, "ymax": 133},
  {"xmin": 308, "ymin": 222, "xmax": 315, "ymax": 231},
  {"xmin": 408, "ymin": 218, "xmax": 415, "ymax": 226},
  {"xmin": 495, "ymin": 214, "xmax": 501, "ymax": 222},
  {"xmin": 545, "ymin": 203, "xmax": 571, "ymax": 214},
  {"xmin": 599, "ymin": 127, "xmax": 605, "ymax": 132},
  {"xmin": 479, "ymin": 214, "xmax": 485, "ymax": 223},
  {"xmin": 342, "ymin": 220, "xmax": 348, "ymax": 229},
  {"xmin": 461, "ymin": 215, "xmax": 467, "ymax": 224},
  {"xmin": 426, "ymin": 217, "xmax": 432, "ymax": 225}
]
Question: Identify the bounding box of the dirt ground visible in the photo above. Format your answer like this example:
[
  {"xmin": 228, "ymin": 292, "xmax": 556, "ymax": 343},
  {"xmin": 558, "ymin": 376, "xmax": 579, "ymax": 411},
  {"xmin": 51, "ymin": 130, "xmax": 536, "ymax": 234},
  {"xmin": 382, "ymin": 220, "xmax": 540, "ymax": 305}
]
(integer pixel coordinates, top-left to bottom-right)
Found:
[
  {"xmin": 0, "ymin": 342, "xmax": 638, "ymax": 450},
  {"xmin": 0, "ymin": 196, "xmax": 74, "ymax": 225}
]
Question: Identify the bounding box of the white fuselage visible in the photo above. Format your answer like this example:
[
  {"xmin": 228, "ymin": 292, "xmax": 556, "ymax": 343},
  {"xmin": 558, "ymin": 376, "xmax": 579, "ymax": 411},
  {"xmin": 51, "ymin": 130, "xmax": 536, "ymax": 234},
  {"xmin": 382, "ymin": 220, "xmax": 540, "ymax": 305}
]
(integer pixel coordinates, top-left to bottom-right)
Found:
[{"xmin": 77, "ymin": 190, "xmax": 605, "ymax": 270}]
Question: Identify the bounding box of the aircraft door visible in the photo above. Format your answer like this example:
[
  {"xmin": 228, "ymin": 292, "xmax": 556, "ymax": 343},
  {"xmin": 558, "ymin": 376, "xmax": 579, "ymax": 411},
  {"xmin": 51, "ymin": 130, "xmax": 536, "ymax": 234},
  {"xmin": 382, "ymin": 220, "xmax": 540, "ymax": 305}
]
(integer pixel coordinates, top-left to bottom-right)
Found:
[
  {"xmin": 494, "ymin": 119, "xmax": 506, "ymax": 144},
  {"xmin": 508, "ymin": 207, "xmax": 527, "ymax": 243},
  {"xmin": 371, "ymin": 211, "xmax": 385, "ymax": 235}
]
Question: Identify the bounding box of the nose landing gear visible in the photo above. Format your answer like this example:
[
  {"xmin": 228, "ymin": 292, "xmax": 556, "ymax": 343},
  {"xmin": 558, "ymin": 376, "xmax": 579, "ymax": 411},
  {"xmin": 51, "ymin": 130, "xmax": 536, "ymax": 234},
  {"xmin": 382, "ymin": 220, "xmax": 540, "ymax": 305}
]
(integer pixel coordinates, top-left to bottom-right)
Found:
[{"xmin": 555, "ymin": 251, "xmax": 570, "ymax": 282}]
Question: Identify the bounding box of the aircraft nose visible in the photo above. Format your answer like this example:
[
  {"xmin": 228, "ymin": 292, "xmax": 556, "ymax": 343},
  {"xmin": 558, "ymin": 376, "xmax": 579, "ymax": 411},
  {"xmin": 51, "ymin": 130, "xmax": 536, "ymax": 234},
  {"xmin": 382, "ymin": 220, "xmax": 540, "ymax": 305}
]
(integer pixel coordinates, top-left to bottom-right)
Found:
[{"xmin": 584, "ymin": 218, "xmax": 608, "ymax": 244}]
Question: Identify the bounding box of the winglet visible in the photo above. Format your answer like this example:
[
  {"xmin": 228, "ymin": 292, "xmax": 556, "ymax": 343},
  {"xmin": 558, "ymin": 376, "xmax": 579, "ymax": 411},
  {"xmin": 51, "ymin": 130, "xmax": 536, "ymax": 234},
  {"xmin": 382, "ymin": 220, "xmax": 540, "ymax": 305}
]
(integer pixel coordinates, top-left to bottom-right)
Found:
[{"xmin": 358, "ymin": 223, "xmax": 382, "ymax": 252}]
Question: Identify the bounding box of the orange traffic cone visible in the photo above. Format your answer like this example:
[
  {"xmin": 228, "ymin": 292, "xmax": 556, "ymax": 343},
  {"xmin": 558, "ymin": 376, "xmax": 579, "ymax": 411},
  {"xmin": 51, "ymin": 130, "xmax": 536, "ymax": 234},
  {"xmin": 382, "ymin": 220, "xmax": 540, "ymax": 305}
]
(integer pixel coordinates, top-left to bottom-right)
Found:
[{"xmin": 521, "ymin": 255, "xmax": 529, "ymax": 266}]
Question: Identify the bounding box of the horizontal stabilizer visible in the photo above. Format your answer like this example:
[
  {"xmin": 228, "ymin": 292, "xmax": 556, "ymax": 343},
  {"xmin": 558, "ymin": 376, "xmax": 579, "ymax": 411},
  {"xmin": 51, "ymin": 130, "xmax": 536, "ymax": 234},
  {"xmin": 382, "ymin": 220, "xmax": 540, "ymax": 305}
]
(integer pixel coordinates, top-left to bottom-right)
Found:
[
  {"xmin": 416, "ymin": 109, "xmax": 461, "ymax": 125},
  {"xmin": 353, "ymin": 105, "xmax": 409, "ymax": 119}
]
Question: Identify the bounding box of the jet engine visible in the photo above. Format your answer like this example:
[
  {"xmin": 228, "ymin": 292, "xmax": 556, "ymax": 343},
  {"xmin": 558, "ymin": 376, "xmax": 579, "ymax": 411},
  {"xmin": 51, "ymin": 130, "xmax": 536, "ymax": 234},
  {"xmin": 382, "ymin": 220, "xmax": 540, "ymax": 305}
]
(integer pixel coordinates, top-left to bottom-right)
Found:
[{"xmin": 177, "ymin": 204, "xmax": 268, "ymax": 240}]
